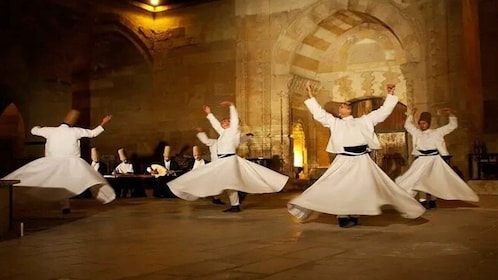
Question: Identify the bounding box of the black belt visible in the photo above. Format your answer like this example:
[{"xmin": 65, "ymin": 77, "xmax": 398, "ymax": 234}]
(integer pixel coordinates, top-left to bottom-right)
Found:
[
  {"xmin": 218, "ymin": 153, "xmax": 235, "ymax": 159},
  {"xmin": 339, "ymin": 145, "xmax": 369, "ymax": 156},
  {"xmin": 418, "ymin": 149, "xmax": 439, "ymax": 156}
]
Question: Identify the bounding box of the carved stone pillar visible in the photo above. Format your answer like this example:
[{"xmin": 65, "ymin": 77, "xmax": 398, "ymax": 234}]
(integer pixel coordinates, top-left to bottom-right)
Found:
[
  {"xmin": 399, "ymin": 62, "xmax": 419, "ymax": 107},
  {"xmin": 461, "ymin": 0, "xmax": 483, "ymax": 139}
]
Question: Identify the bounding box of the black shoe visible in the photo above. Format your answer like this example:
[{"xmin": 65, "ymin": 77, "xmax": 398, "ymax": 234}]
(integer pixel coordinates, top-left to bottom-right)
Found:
[
  {"xmin": 420, "ymin": 201, "xmax": 430, "ymax": 209},
  {"xmin": 428, "ymin": 200, "xmax": 437, "ymax": 209},
  {"xmin": 212, "ymin": 198, "xmax": 226, "ymax": 205},
  {"xmin": 238, "ymin": 192, "xmax": 247, "ymax": 203},
  {"xmin": 349, "ymin": 217, "xmax": 359, "ymax": 226},
  {"xmin": 62, "ymin": 208, "xmax": 71, "ymax": 215},
  {"xmin": 338, "ymin": 217, "xmax": 355, "ymax": 228},
  {"xmin": 223, "ymin": 205, "xmax": 241, "ymax": 213}
]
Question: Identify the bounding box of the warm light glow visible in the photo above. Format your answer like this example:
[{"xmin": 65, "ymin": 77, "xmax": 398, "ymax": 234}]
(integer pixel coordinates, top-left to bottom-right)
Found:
[
  {"xmin": 293, "ymin": 151, "xmax": 303, "ymax": 167},
  {"xmin": 129, "ymin": 0, "xmax": 169, "ymax": 13},
  {"xmin": 292, "ymin": 123, "xmax": 307, "ymax": 168}
]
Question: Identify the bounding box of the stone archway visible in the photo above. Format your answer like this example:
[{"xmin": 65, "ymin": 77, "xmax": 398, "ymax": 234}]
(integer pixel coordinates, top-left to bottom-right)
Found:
[
  {"xmin": 0, "ymin": 102, "xmax": 25, "ymax": 176},
  {"xmin": 272, "ymin": 0, "xmax": 424, "ymax": 176},
  {"xmin": 93, "ymin": 15, "xmax": 154, "ymax": 66},
  {"xmin": 64, "ymin": 15, "xmax": 156, "ymax": 159}
]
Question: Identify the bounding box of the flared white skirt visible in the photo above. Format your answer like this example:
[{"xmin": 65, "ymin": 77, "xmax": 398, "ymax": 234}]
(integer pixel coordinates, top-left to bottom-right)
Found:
[
  {"xmin": 395, "ymin": 155, "xmax": 479, "ymax": 202},
  {"xmin": 288, "ymin": 154, "xmax": 426, "ymax": 221},
  {"xmin": 2, "ymin": 157, "xmax": 115, "ymax": 204},
  {"xmin": 168, "ymin": 156, "xmax": 289, "ymax": 201}
]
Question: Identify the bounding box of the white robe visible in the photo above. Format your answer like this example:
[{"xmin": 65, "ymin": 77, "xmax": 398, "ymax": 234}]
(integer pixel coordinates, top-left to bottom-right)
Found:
[
  {"xmin": 168, "ymin": 106, "xmax": 289, "ymax": 200},
  {"xmin": 288, "ymin": 95, "xmax": 426, "ymax": 221},
  {"xmin": 114, "ymin": 162, "xmax": 134, "ymax": 174},
  {"xmin": 196, "ymin": 132, "xmax": 218, "ymax": 162},
  {"xmin": 395, "ymin": 115, "xmax": 479, "ymax": 202},
  {"xmin": 91, "ymin": 161, "xmax": 100, "ymax": 172},
  {"xmin": 192, "ymin": 159, "xmax": 206, "ymax": 170},
  {"xmin": 2, "ymin": 124, "xmax": 115, "ymax": 204},
  {"xmin": 196, "ymin": 131, "xmax": 252, "ymax": 162}
]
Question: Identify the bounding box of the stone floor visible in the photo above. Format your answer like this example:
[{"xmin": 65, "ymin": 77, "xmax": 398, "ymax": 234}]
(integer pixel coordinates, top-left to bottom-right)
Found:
[{"xmin": 1, "ymin": 190, "xmax": 497, "ymax": 280}]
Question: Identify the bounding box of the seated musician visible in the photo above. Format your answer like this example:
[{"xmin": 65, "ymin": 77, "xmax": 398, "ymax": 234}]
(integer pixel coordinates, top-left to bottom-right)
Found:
[
  {"xmin": 90, "ymin": 147, "xmax": 108, "ymax": 175},
  {"xmin": 147, "ymin": 145, "xmax": 180, "ymax": 198},
  {"xmin": 77, "ymin": 147, "xmax": 109, "ymax": 198},
  {"xmin": 112, "ymin": 148, "xmax": 135, "ymax": 198},
  {"xmin": 186, "ymin": 145, "xmax": 209, "ymax": 170}
]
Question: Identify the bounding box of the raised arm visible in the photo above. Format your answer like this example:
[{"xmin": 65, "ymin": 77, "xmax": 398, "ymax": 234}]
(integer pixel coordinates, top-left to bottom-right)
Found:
[
  {"xmin": 31, "ymin": 126, "xmax": 48, "ymax": 137},
  {"xmin": 196, "ymin": 129, "xmax": 217, "ymax": 147},
  {"xmin": 365, "ymin": 84, "xmax": 399, "ymax": 125},
  {"xmin": 204, "ymin": 105, "xmax": 223, "ymax": 135},
  {"xmin": 436, "ymin": 108, "xmax": 458, "ymax": 135},
  {"xmin": 99, "ymin": 114, "xmax": 112, "ymax": 127},
  {"xmin": 78, "ymin": 114, "xmax": 112, "ymax": 138},
  {"xmin": 404, "ymin": 112, "xmax": 419, "ymax": 136},
  {"xmin": 221, "ymin": 101, "xmax": 239, "ymax": 130},
  {"xmin": 303, "ymin": 81, "xmax": 337, "ymax": 127},
  {"xmin": 305, "ymin": 98, "xmax": 337, "ymax": 128},
  {"xmin": 240, "ymin": 133, "xmax": 254, "ymax": 145}
]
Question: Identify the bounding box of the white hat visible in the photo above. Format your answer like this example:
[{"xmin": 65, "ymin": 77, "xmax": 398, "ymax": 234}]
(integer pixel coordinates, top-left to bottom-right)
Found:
[
  {"xmin": 91, "ymin": 147, "xmax": 99, "ymax": 162},
  {"xmin": 63, "ymin": 109, "xmax": 80, "ymax": 126},
  {"xmin": 163, "ymin": 145, "xmax": 171, "ymax": 157},
  {"xmin": 118, "ymin": 148, "xmax": 127, "ymax": 161}
]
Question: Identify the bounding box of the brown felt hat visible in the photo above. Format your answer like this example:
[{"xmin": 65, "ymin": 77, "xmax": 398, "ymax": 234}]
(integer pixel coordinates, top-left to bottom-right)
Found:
[{"xmin": 418, "ymin": 112, "xmax": 432, "ymax": 126}]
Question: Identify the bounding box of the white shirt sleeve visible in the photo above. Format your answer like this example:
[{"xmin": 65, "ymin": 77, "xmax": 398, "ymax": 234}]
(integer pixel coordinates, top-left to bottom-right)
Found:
[
  {"xmin": 436, "ymin": 115, "xmax": 458, "ymax": 136},
  {"xmin": 404, "ymin": 114, "xmax": 420, "ymax": 136},
  {"xmin": 229, "ymin": 105, "xmax": 239, "ymax": 130},
  {"xmin": 365, "ymin": 94, "xmax": 399, "ymax": 126},
  {"xmin": 31, "ymin": 126, "xmax": 48, "ymax": 137},
  {"xmin": 74, "ymin": 126, "xmax": 105, "ymax": 138},
  {"xmin": 197, "ymin": 132, "xmax": 217, "ymax": 147},
  {"xmin": 206, "ymin": 114, "xmax": 224, "ymax": 135},
  {"xmin": 304, "ymin": 97, "xmax": 337, "ymax": 128}
]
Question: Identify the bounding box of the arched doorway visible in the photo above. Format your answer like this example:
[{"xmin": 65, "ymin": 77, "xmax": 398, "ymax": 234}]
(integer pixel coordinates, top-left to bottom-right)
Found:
[
  {"xmin": 270, "ymin": 0, "xmax": 424, "ymax": 177},
  {"xmin": 0, "ymin": 102, "xmax": 25, "ymax": 176},
  {"xmin": 291, "ymin": 121, "xmax": 307, "ymax": 179}
]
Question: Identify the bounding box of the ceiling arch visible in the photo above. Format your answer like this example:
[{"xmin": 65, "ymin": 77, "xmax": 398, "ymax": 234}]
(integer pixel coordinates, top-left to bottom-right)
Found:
[{"xmin": 273, "ymin": 0, "xmax": 422, "ymax": 77}]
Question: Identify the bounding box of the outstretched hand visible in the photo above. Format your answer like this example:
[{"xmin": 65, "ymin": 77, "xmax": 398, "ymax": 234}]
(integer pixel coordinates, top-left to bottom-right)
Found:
[
  {"xmin": 100, "ymin": 115, "xmax": 112, "ymax": 127},
  {"xmin": 203, "ymin": 105, "xmax": 211, "ymax": 114},
  {"xmin": 306, "ymin": 81, "xmax": 314, "ymax": 98},
  {"xmin": 386, "ymin": 84, "xmax": 396, "ymax": 95},
  {"xmin": 411, "ymin": 107, "xmax": 418, "ymax": 115},
  {"xmin": 220, "ymin": 101, "xmax": 233, "ymax": 107},
  {"xmin": 196, "ymin": 127, "xmax": 204, "ymax": 133},
  {"xmin": 440, "ymin": 107, "xmax": 454, "ymax": 115}
]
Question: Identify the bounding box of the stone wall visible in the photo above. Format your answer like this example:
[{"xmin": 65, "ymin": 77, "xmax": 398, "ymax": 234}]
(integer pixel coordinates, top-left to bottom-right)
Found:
[
  {"xmin": 0, "ymin": 0, "xmax": 492, "ymax": 179},
  {"xmin": 236, "ymin": 0, "xmax": 471, "ymax": 176},
  {"xmin": 1, "ymin": 0, "xmax": 238, "ymax": 170},
  {"xmin": 479, "ymin": 0, "xmax": 498, "ymax": 152}
]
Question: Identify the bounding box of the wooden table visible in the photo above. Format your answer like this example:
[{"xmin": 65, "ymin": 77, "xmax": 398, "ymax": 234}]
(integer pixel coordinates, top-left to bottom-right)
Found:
[
  {"xmin": 468, "ymin": 153, "xmax": 498, "ymax": 180},
  {"xmin": 0, "ymin": 179, "xmax": 20, "ymax": 235},
  {"xmin": 104, "ymin": 174, "xmax": 155, "ymax": 198},
  {"xmin": 104, "ymin": 174, "xmax": 155, "ymax": 179}
]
